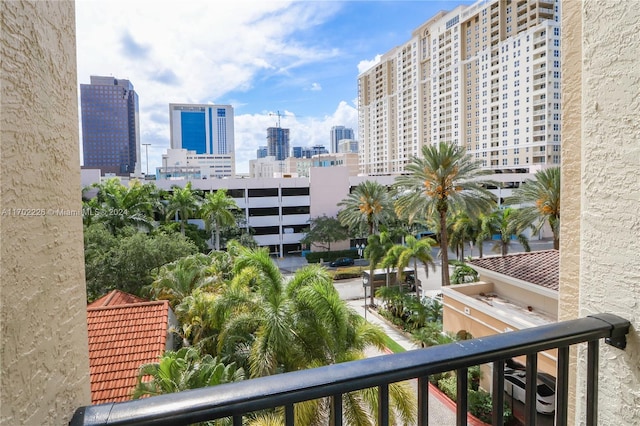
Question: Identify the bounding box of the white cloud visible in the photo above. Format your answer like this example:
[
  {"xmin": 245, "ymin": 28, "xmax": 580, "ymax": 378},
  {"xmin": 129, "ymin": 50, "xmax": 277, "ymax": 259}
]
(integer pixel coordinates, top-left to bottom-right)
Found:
[
  {"xmin": 233, "ymin": 101, "xmax": 358, "ymax": 174},
  {"xmin": 357, "ymin": 55, "xmax": 382, "ymax": 74},
  {"xmin": 75, "ymin": 0, "xmax": 356, "ymax": 175}
]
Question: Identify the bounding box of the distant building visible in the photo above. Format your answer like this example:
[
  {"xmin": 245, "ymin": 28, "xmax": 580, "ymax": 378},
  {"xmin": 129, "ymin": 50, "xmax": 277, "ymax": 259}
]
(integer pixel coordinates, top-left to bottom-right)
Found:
[
  {"xmin": 330, "ymin": 126, "xmax": 354, "ymax": 153},
  {"xmin": 169, "ymin": 103, "xmax": 235, "ymax": 176},
  {"xmin": 256, "ymin": 146, "xmax": 268, "ymax": 159},
  {"xmin": 267, "ymin": 127, "xmax": 290, "ymax": 161},
  {"xmin": 249, "ymin": 156, "xmax": 283, "ymax": 179},
  {"xmin": 291, "ymin": 146, "xmax": 303, "ymax": 158},
  {"xmin": 80, "ymin": 76, "xmax": 141, "ymax": 176},
  {"xmin": 159, "ymin": 148, "xmax": 232, "ymax": 179},
  {"xmin": 338, "ymin": 139, "xmax": 358, "ymax": 153},
  {"xmin": 312, "ymin": 152, "xmax": 359, "ymax": 176},
  {"xmin": 293, "ymin": 145, "xmax": 329, "ymax": 158}
]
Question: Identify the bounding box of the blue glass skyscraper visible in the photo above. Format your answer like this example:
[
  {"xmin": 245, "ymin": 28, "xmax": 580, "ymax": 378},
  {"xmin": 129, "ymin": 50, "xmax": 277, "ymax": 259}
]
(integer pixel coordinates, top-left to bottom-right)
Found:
[{"xmin": 169, "ymin": 103, "xmax": 235, "ymax": 156}]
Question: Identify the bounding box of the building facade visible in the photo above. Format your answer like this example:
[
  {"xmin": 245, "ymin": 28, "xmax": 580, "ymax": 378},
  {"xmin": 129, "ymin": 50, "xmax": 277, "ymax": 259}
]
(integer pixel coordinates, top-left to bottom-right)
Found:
[
  {"xmin": 358, "ymin": 0, "xmax": 561, "ymax": 175},
  {"xmin": 267, "ymin": 126, "xmax": 290, "ymax": 161},
  {"xmin": 169, "ymin": 103, "xmax": 235, "ymax": 176},
  {"xmin": 338, "ymin": 139, "xmax": 359, "ymax": 153},
  {"xmin": 80, "ymin": 76, "xmax": 141, "ymax": 176},
  {"xmin": 330, "ymin": 125, "xmax": 354, "ymax": 153},
  {"xmin": 292, "ymin": 145, "xmax": 329, "ymax": 158},
  {"xmin": 160, "ymin": 148, "xmax": 233, "ymax": 179}
]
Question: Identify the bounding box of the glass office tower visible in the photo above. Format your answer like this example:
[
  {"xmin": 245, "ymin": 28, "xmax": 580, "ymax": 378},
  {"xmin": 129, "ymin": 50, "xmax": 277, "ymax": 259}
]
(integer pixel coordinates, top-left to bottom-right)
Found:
[{"xmin": 80, "ymin": 76, "xmax": 140, "ymax": 176}]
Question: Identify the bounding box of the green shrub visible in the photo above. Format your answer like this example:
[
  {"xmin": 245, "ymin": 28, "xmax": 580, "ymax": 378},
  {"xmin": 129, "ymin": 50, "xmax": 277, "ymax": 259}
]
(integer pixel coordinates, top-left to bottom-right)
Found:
[
  {"xmin": 438, "ymin": 375, "xmax": 458, "ymax": 401},
  {"xmin": 436, "ymin": 372, "xmax": 512, "ymax": 425}
]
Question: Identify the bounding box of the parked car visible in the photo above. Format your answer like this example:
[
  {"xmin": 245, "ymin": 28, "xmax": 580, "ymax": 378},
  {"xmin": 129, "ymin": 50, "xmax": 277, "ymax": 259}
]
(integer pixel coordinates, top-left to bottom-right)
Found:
[
  {"xmin": 330, "ymin": 257, "xmax": 354, "ymax": 267},
  {"xmin": 504, "ymin": 368, "xmax": 556, "ymax": 414}
]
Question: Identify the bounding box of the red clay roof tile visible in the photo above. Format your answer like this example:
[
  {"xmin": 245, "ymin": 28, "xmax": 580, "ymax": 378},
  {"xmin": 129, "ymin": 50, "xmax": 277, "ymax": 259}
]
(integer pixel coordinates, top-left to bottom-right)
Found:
[
  {"xmin": 87, "ymin": 291, "xmax": 171, "ymax": 405},
  {"xmin": 468, "ymin": 249, "xmax": 559, "ymax": 291}
]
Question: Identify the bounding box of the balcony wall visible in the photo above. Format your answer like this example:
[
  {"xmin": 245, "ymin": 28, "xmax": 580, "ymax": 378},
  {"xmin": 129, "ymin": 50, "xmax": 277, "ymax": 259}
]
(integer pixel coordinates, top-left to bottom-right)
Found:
[
  {"xmin": 561, "ymin": 1, "xmax": 640, "ymax": 424},
  {"xmin": 1, "ymin": 1, "xmax": 91, "ymax": 423}
]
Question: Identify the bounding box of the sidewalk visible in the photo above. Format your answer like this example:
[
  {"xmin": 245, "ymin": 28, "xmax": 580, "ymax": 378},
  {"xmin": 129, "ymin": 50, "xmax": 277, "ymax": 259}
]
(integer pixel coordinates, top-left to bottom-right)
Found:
[{"xmin": 347, "ymin": 298, "xmax": 457, "ymax": 425}]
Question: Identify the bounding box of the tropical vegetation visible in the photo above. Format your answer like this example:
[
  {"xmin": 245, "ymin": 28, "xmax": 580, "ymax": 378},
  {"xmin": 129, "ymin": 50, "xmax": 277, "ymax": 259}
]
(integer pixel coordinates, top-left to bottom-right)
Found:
[
  {"xmin": 505, "ymin": 166, "xmax": 561, "ymax": 250},
  {"xmin": 393, "ymin": 142, "xmax": 497, "ymax": 286}
]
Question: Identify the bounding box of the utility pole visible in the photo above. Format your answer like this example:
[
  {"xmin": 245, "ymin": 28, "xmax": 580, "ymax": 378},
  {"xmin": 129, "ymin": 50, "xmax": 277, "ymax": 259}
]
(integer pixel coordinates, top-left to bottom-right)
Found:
[{"xmin": 142, "ymin": 143, "xmax": 151, "ymax": 176}]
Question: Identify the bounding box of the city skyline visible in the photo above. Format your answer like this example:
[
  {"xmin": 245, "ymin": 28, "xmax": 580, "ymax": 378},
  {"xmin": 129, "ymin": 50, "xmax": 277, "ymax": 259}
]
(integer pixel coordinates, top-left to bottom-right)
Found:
[{"xmin": 75, "ymin": 0, "xmax": 474, "ymax": 175}]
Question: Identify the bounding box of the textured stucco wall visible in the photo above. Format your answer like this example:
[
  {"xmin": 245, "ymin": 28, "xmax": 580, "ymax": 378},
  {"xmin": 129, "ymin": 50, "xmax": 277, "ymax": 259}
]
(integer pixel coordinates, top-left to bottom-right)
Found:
[
  {"xmin": 559, "ymin": 0, "xmax": 583, "ymax": 421},
  {"xmin": 562, "ymin": 0, "xmax": 640, "ymax": 424},
  {"xmin": 1, "ymin": 1, "xmax": 91, "ymax": 424}
]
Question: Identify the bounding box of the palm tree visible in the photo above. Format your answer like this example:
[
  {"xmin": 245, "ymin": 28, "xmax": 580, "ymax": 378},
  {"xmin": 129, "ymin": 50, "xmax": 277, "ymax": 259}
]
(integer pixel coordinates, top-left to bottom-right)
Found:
[
  {"xmin": 200, "ymin": 189, "xmax": 240, "ymax": 251},
  {"xmin": 383, "ymin": 235, "xmax": 436, "ymax": 298},
  {"xmin": 211, "ymin": 245, "xmax": 416, "ymax": 425},
  {"xmin": 394, "ymin": 142, "xmax": 497, "ymax": 286},
  {"xmin": 167, "ymin": 181, "xmax": 201, "ymax": 235},
  {"xmin": 84, "ymin": 178, "xmax": 156, "ymax": 234},
  {"xmin": 486, "ymin": 207, "xmax": 531, "ymax": 256},
  {"xmin": 505, "ymin": 166, "xmax": 561, "ymax": 249},
  {"xmin": 149, "ymin": 252, "xmax": 215, "ymax": 308},
  {"xmin": 363, "ymin": 232, "xmax": 394, "ymax": 306},
  {"xmin": 337, "ymin": 180, "xmax": 393, "ymax": 236},
  {"xmin": 132, "ymin": 346, "xmax": 244, "ymax": 398},
  {"xmin": 449, "ymin": 211, "xmax": 478, "ymax": 260}
]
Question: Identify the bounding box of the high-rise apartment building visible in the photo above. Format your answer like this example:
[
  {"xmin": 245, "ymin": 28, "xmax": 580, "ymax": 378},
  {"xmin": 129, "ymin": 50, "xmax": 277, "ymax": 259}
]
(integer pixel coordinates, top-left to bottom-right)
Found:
[
  {"xmin": 330, "ymin": 126, "xmax": 354, "ymax": 153},
  {"xmin": 267, "ymin": 127, "xmax": 290, "ymax": 161},
  {"xmin": 80, "ymin": 76, "xmax": 141, "ymax": 176},
  {"xmin": 169, "ymin": 103, "xmax": 235, "ymax": 177},
  {"xmin": 358, "ymin": 0, "xmax": 561, "ymax": 175}
]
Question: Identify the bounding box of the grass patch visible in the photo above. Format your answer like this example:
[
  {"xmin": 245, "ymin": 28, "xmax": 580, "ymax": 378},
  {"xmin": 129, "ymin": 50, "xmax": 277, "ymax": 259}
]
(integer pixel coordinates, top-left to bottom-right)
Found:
[{"xmin": 382, "ymin": 334, "xmax": 406, "ymax": 353}]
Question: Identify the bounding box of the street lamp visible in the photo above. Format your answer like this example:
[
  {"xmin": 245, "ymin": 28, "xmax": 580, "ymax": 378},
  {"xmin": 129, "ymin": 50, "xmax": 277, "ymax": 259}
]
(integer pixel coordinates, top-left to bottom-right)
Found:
[
  {"xmin": 356, "ymin": 243, "xmax": 366, "ymax": 258},
  {"xmin": 142, "ymin": 143, "xmax": 151, "ymax": 176}
]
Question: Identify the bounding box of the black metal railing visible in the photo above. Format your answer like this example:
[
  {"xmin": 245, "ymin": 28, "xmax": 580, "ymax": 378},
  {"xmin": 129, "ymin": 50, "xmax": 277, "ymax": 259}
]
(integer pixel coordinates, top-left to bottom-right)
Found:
[{"xmin": 70, "ymin": 313, "xmax": 629, "ymax": 426}]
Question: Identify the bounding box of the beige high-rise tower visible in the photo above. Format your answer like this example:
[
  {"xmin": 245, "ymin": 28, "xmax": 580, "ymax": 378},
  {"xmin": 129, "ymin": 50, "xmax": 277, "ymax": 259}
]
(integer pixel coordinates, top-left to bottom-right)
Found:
[{"xmin": 358, "ymin": 0, "xmax": 561, "ymax": 175}]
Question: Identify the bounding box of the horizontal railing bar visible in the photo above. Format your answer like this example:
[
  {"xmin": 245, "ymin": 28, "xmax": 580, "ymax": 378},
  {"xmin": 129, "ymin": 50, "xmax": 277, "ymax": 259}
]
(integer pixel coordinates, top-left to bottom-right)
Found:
[{"xmin": 70, "ymin": 314, "xmax": 629, "ymax": 426}]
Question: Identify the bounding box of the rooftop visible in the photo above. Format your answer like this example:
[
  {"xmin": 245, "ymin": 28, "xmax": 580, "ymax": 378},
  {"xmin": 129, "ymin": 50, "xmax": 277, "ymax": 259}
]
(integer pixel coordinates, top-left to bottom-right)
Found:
[
  {"xmin": 468, "ymin": 249, "xmax": 559, "ymax": 291},
  {"xmin": 87, "ymin": 290, "xmax": 172, "ymax": 404}
]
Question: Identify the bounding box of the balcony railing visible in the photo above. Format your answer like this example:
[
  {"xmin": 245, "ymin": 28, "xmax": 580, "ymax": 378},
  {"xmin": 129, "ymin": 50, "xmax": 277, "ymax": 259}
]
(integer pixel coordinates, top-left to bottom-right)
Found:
[{"xmin": 70, "ymin": 313, "xmax": 629, "ymax": 426}]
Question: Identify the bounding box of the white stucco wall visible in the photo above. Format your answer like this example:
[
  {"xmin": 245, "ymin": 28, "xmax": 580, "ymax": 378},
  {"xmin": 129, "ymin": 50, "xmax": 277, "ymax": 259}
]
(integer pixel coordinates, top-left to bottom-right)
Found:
[
  {"xmin": 562, "ymin": 1, "xmax": 640, "ymax": 424},
  {"xmin": 1, "ymin": 1, "xmax": 91, "ymax": 424}
]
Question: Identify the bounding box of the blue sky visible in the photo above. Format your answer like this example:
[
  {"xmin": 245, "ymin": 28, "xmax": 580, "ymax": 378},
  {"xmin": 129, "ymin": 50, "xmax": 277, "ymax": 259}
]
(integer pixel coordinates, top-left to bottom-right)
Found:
[{"xmin": 76, "ymin": 0, "xmax": 473, "ymax": 174}]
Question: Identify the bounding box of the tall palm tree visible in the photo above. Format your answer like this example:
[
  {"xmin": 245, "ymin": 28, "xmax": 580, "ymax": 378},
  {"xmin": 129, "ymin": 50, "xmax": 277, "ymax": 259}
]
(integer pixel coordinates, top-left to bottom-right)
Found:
[
  {"xmin": 337, "ymin": 180, "xmax": 393, "ymax": 236},
  {"xmin": 394, "ymin": 142, "xmax": 496, "ymax": 286},
  {"xmin": 200, "ymin": 189, "xmax": 240, "ymax": 251},
  {"xmin": 505, "ymin": 166, "xmax": 561, "ymax": 250},
  {"xmin": 363, "ymin": 232, "xmax": 394, "ymax": 306},
  {"xmin": 212, "ymin": 246, "xmax": 416, "ymax": 425},
  {"xmin": 486, "ymin": 207, "xmax": 531, "ymax": 256},
  {"xmin": 383, "ymin": 235, "xmax": 436, "ymax": 298},
  {"xmin": 448, "ymin": 211, "xmax": 477, "ymax": 260},
  {"xmin": 167, "ymin": 181, "xmax": 201, "ymax": 235}
]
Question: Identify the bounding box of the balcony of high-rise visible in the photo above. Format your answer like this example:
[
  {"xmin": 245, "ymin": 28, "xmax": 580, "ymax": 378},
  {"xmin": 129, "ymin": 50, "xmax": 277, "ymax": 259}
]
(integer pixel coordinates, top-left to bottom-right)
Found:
[{"xmin": 3, "ymin": 1, "xmax": 639, "ymax": 425}]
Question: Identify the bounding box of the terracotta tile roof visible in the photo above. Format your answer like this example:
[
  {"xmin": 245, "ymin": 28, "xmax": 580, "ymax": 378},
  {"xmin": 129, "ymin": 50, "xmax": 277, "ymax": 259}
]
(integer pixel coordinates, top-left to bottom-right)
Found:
[
  {"xmin": 87, "ymin": 291, "xmax": 171, "ymax": 405},
  {"xmin": 88, "ymin": 289, "xmax": 148, "ymax": 308},
  {"xmin": 468, "ymin": 250, "xmax": 559, "ymax": 291}
]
